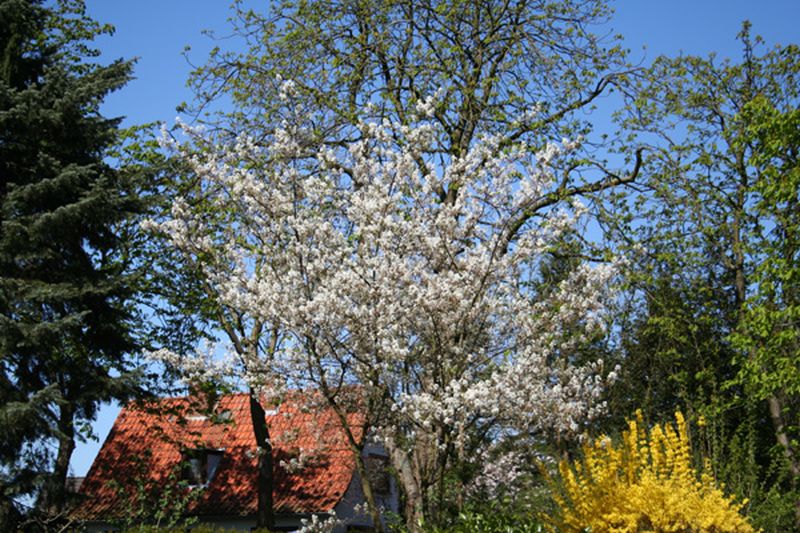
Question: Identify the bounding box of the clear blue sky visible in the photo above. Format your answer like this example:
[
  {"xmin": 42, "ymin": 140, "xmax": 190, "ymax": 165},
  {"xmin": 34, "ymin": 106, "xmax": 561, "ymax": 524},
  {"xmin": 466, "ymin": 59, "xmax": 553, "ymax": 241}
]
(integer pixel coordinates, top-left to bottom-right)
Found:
[{"xmin": 72, "ymin": 0, "xmax": 800, "ymax": 477}]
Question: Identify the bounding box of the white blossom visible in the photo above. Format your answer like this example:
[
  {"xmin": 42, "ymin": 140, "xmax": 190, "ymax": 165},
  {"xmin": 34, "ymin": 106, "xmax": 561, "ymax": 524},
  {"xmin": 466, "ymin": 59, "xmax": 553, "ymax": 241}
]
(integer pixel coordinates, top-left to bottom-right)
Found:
[
  {"xmin": 299, "ymin": 513, "xmax": 342, "ymax": 533},
  {"xmin": 145, "ymin": 98, "xmax": 621, "ymax": 500}
]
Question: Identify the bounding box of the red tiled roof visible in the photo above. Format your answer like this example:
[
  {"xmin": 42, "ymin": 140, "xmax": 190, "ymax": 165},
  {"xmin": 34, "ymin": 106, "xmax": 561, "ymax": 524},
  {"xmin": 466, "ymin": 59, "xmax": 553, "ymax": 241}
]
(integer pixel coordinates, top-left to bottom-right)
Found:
[{"xmin": 75, "ymin": 391, "xmax": 365, "ymax": 520}]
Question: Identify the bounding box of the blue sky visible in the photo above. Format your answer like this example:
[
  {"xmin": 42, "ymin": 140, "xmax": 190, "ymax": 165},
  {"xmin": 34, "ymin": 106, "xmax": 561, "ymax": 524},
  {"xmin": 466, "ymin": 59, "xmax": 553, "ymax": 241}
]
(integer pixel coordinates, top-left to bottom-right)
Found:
[{"xmin": 72, "ymin": 0, "xmax": 800, "ymax": 477}]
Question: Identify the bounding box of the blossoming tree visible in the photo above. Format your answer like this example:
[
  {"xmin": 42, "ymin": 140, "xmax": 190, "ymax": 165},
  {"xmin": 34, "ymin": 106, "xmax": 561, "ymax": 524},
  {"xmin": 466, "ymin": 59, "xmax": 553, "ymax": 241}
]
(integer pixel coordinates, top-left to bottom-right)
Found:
[
  {"xmin": 147, "ymin": 87, "xmax": 639, "ymax": 530},
  {"xmin": 163, "ymin": 1, "xmax": 644, "ymax": 528}
]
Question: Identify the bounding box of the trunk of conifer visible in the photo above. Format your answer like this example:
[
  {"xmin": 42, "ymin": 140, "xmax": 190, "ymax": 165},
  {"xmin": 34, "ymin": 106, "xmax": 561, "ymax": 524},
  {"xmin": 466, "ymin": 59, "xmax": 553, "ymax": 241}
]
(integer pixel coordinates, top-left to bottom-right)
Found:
[{"xmin": 39, "ymin": 400, "xmax": 75, "ymax": 518}]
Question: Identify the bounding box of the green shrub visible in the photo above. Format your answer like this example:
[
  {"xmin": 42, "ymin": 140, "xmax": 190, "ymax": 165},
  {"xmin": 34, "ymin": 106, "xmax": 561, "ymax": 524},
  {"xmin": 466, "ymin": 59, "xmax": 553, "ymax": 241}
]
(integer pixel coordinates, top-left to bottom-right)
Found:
[{"xmin": 428, "ymin": 508, "xmax": 543, "ymax": 533}]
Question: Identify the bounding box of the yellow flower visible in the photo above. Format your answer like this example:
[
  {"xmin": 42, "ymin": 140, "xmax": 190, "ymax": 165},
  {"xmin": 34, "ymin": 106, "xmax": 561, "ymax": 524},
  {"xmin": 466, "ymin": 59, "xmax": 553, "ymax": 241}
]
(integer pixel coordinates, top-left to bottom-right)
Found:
[{"xmin": 544, "ymin": 410, "xmax": 757, "ymax": 533}]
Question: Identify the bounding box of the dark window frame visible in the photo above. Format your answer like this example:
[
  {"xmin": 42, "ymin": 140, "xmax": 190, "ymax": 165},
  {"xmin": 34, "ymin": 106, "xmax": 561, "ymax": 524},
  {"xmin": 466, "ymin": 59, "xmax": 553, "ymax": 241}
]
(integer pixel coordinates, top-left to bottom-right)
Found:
[{"xmin": 181, "ymin": 448, "xmax": 224, "ymax": 486}]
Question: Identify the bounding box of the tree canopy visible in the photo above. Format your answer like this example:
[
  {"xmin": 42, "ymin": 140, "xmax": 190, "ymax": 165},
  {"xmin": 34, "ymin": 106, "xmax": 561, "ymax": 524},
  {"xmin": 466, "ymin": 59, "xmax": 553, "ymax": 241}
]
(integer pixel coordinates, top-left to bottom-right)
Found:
[{"xmin": 153, "ymin": 1, "xmax": 645, "ymax": 530}]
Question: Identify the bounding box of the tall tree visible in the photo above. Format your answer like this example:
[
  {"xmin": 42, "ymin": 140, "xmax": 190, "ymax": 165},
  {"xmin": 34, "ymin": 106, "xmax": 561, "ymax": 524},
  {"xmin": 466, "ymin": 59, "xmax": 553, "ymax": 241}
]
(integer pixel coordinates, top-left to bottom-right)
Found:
[
  {"xmin": 607, "ymin": 24, "xmax": 800, "ymax": 530},
  {"xmin": 186, "ymin": 0, "xmax": 636, "ymax": 182},
  {"xmin": 0, "ymin": 0, "xmax": 140, "ymax": 527},
  {"xmin": 165, "ymin": 1, "xmax": 641, "ymax": 528},
  {"xmin": 153, "ymin": 94, "xmax": 637, "ymax": 533},
  {"xmin": 733, "ymin": 92, "xmax": 800, "ymax": 526}
]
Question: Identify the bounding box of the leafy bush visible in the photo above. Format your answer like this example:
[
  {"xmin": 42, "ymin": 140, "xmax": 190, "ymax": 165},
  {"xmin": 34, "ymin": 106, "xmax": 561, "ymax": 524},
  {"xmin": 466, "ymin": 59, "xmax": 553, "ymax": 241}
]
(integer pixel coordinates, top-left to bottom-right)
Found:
[
  {"xmin": 428, "ymin": 507, "xmax": 543, "ymax": 533},
  {"xmin": 547, "ymin": 411, "xmax": 757, "ymax": 532}
]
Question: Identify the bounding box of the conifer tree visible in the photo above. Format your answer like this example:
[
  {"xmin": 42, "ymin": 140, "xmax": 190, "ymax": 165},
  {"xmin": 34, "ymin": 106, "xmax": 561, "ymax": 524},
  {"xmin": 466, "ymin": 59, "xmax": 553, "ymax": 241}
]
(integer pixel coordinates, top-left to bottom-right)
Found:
[{"xmin": 0, "ymin": 0, "xmax": 140, "ymax": 526}]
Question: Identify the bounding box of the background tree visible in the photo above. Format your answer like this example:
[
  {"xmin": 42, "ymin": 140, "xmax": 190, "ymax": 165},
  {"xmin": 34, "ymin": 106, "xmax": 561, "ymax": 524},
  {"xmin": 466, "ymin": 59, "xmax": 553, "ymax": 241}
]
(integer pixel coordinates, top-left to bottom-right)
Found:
[
  {"xmin": 113, "ymin": 127, "xmax": 221, "ymax": 361},
  {"xmin": 733, "ymin": 92, "xmax": 800, "ymax": 526},
  {"xmin": 606, "ymin": 24, "xmax": 800, "ymax": 530},
  {"xmin": 0, "ymin": 0, "xmax": 148, "ymax": 527}
]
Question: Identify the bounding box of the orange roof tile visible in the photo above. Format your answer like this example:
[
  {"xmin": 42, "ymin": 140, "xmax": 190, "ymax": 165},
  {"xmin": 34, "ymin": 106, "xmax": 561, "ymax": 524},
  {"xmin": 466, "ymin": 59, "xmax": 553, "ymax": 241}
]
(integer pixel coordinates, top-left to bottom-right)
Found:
[{"xmin": 75, "ymin": 391, "xmax": 365, "ymax": 520}]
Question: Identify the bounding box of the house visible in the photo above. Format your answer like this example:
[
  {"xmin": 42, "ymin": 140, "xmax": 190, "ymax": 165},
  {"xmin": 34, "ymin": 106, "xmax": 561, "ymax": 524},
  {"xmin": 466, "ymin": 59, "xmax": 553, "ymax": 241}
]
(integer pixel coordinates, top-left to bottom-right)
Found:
[{"xmin": 74, "ymin": 391, "xmax": 398, "ymax": 531}]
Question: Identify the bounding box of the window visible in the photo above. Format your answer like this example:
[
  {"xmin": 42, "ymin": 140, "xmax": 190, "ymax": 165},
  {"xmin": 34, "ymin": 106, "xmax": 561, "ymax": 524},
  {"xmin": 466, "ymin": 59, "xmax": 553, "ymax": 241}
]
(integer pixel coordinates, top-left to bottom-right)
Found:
[
  {"xmin": 181, "ymin": 448, "xmax": 223, "ymax": 486},
  {"xmin": 365, "ymin": 454, "xmax": 390, "ymax": 495}
]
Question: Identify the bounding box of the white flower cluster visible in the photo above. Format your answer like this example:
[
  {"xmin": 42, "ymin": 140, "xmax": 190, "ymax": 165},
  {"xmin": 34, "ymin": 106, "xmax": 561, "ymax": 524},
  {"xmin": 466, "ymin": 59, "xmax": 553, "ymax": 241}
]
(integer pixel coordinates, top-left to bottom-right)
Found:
[
  {"xmin": 145, "ymin": 343, "xmax": 234, "ymax": 386},
  {"xmin": 147, "ymin": 94, "xmax": 620, "ymax": 482},
  {"xmin": 298, "ymin": 513, "xmax": 342, "ymax": 533},
  {"xmin": 467, "ymin": 449, "xmax": 529, "ymax": 499},
  {"xmin": 278, "ymin": 447, "xmax": 320, "ymax": 474}
]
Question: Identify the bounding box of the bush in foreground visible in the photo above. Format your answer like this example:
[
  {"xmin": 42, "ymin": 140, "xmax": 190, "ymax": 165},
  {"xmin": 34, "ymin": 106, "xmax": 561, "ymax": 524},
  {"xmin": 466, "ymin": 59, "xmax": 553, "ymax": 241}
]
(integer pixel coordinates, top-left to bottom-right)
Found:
[{"xmin": 548, "ymin": 411, "xmax": 757, "ymax": 532}]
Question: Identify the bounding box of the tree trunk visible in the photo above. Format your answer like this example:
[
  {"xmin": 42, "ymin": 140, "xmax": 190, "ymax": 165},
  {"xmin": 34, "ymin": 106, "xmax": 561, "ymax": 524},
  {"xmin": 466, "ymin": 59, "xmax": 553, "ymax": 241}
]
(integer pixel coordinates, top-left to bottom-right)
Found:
[
  {"xmin": 38, "ymin": 400, "xmax": 75, "ymax": 518},
  {"xmin": 386, "ymin": 439, "xmax": 425, "ymax": 533},
  {"xmin": 351, "ymin": 444, "xmax": 385, "ymax": 533},
  {"xmin": 732, "ymin": 179, "xmax": 800, "ymax": 526},
  {"xmin": 322, "ymin": 391, "xmax": 385, "ymax": 533},
  {"xmin": 766, "ymin": 394, "xmax": 800, "ymax": 527},
  {"xmin": 249, "ymin": 390, "xmax": 274, "ymax": 530}
]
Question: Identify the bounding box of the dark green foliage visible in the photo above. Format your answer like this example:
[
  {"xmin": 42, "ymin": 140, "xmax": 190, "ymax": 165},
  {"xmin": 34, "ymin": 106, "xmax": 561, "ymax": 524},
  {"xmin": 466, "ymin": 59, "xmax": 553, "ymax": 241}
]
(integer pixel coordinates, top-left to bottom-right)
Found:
[{"xmin": 0, "ymin": 0, "xmax": 143, "ymax": 526}]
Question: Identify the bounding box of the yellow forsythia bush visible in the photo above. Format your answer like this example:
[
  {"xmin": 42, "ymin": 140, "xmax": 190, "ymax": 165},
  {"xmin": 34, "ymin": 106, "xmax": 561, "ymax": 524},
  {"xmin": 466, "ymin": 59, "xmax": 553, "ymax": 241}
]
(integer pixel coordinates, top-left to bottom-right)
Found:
[{"xmin": 546, "ymin": 411, "xmax": 757, "ymax": 532}]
